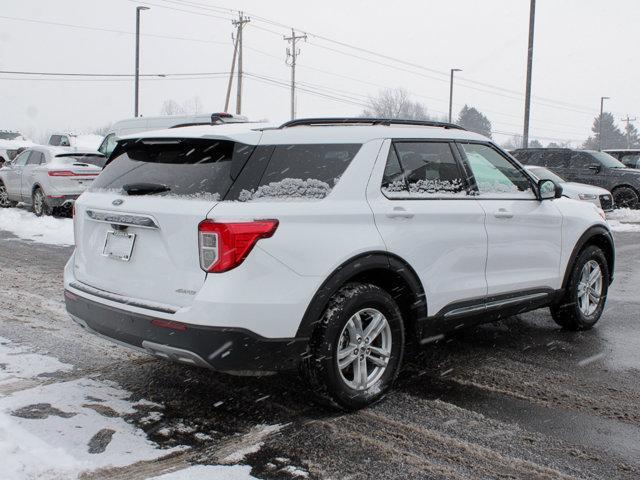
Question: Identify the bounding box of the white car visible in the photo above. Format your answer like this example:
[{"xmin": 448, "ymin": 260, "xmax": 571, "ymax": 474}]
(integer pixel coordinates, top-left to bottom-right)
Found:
[
  {"xmin": 64, "ymin": 118, "xmax": 615, "ymax": 409},
  {"xmin": 525, "ymin": 165, "xmax": 614, "ymax": 211},
  {"xmin": 48, "ymin": 133, "xmax": 104, "ymax": 152},
  {"xmin": 0, "ymin": 146, "xmax": 105, "ymax": 215}
]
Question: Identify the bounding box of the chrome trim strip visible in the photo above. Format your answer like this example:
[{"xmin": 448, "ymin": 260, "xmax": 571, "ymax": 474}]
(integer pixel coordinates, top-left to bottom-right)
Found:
[
  {"xmin": 68, "ymin": 281, "xmax": 177, "ymax": 314},
  {"xmin": 444, "ymin": 292, "xmax": 549, "ymax": 319},
  {"xmin": 85, "ymin": 209, "xmax": 160, "ymax": 229}
]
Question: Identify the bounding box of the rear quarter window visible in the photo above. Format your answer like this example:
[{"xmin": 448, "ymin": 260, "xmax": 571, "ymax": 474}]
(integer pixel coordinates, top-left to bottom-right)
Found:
[
  {"xmin": 234, "ymin": 143, "xmax": 361, "ymax": 201},
  {"xmin": 90, "ymin": 138, "xmax": 254, "ymax": 200}
]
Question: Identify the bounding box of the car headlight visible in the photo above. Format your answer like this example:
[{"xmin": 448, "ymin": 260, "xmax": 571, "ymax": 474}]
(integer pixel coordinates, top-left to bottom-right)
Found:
[{"xmin": 578, "ymin": 193, "xmax": 598, "ymax": 200}]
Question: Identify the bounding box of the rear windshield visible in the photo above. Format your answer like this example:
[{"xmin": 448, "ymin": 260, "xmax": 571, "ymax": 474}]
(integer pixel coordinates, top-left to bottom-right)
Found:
[
  {"xmin": 56, "ymin": 154, "xmax": 107, "ymax": 168},
  {"xmin": 90, "ymin": 138, "xmax": 254, "ymax": 200}
]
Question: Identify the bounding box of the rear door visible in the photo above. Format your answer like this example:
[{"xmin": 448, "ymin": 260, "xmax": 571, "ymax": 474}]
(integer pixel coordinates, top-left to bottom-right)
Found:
[
  {"xmin": 20, "ymin": 151, "xmax": 45, "ymax": 199},
  {"xmin": 73, "ymin": 137, "xmax": 256, "ymax": 308},
  {"xmin": 367, "ymin": 139, "xmax": 488, "ymax": 321},
  {"xmin": 458, "ymin": 142, "xmax": 563, "ymax": 295}
]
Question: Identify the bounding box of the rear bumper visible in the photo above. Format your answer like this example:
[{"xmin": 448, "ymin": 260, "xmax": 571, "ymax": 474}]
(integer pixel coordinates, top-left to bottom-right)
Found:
[
  {"xmin": 47, "ymin": 194, "xmax": 79, "ymax": 207},
  {"xmin": 64, "ymin": 289, "xmax": 309, "ymax": 372}
]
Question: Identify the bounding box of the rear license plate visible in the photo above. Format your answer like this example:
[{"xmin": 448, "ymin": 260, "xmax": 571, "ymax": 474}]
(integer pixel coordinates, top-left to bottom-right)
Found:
[{"xmin": 102, "ymin": 231, "xmax": 136, "ymax": 261}]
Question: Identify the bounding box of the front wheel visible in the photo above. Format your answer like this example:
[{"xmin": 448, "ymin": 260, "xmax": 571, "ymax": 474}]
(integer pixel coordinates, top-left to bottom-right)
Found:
[
  {"xmin": 550, "ymin": 245, "xmax": 609, "ymax": 331},
  {"xmin": 301, "ymin": 283, "xmax": 405, "ymax": 410},
  {"xmin": 32, "ymin": 187, "xmax": 51, "ymax": 216},
  {"xmin": 612, "ymin": 186, "xmax": 639, "ymax": 209}
]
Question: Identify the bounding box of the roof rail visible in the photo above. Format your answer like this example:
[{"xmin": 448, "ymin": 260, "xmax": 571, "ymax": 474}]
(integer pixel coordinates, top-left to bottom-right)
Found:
[{"xmin": 278, "ymin": 117, "xmax": 467, "ymax": 131}]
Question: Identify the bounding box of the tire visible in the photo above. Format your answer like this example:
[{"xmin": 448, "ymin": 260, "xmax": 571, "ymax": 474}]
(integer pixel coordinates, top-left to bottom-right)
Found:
[
  {"xmin": 32, "ymin": 187, "xmax": 51, "ymax": 217},
  {"xmin": 0, "ymin": 182, "xmax": 17, "ymax": 208},
  {"xmin": 612, "ymin": 186, "xmax": 639, "ymax": 209},
  {"xmin": 550, "ymin": 245, "xmax": 609, "ymax": 331},
  {"xmin": 301, "ymin": 282, "xmax": 405, "ymax": 410}
]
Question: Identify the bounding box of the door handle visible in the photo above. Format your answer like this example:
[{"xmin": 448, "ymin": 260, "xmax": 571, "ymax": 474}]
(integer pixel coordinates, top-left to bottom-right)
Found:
[
  {"xmin": 386, "ymin": 206, "xmax": 414, "ymax": 219},
  {"xmin": 494, "ymin": 208, "xmax": 513, "ymax": 219}
]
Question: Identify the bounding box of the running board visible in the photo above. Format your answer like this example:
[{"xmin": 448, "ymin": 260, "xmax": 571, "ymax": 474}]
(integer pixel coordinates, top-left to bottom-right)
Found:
[{"xmin": 444, "ymin": 292, "xmax": 550, "ymax": 320}]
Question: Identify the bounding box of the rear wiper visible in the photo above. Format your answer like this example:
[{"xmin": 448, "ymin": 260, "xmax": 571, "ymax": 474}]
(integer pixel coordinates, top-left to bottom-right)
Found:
[{"xmin": 122, "ymin": 183, "xmax": 171, "ymax": 196}]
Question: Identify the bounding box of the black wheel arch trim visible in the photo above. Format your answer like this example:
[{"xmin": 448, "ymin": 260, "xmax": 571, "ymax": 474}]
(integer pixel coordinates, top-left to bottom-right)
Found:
[
  {"xmin": 294, "ymin": 251, "xmax": 428, "ymax": 340},
  {"xmin": 562, "ymin": 225, "xmax": 615, "ymax": 290}
]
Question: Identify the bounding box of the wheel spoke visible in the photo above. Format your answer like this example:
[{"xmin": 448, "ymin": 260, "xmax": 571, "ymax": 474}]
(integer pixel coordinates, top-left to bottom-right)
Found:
[
  {"xmin": 338, "ymin": 350, "xmax": 357, "ymax": 370},
  {"xmin": 353, "ymin": 356, "xmax": 368, "ymax": 389},
  {"xmin": 363, "ymin": 312, "xmax": 385, "ymax": 341},
  {"xmin": 588, "ymin": 267, "xmax": 600, "ymax": 284}
]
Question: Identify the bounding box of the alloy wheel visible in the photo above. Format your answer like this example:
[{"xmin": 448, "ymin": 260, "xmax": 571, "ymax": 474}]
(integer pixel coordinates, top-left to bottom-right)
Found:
[
  {"xmin": 577, "ymin": 260, "xmax": 603, "ymax": 316},
  {"xmin": 336, "ymin": 308, "xmax": 392, "ymax": 390},
  {"xmin": 34, "ymin": 190, "xmax": 45, "ymax": 215},
  {"xmin": 0, "ymin": 184, "xmax": 9, "ymax": 207}
]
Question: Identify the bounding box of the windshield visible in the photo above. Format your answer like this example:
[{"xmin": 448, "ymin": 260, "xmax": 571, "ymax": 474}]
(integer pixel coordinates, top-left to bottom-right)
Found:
[
  {"xmin": 527, "ymin": 166, "xmax": 565, "ymax": 183},
  {"xmin": 588, "ymin": 151, "xmax": 627, "ymax": 168},
  {"xmin": 0, "ymin": 132, "xmax": 20, "ymax": 140}
]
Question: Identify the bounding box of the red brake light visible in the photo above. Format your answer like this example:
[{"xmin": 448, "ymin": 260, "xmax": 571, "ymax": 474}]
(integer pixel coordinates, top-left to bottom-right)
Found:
[
  {"xmin": 48, "ymin": 170, "xmax": 76, "ymax": 176},
  {"xmin": 198, "ymin": 219, "xmax": 279, "ymax": 273}
]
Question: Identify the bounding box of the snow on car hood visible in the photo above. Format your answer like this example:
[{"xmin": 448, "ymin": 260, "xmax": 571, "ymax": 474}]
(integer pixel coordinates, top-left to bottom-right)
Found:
[{"xmin": 562, "ymin": 182, "xmax": 611, "ymax": 196}]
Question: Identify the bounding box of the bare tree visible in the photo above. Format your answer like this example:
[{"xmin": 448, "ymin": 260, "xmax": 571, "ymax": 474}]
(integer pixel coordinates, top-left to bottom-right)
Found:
[
  {"xmin": 363, "ymin": 87, "xmax": 430, "ymax": 120},
  {"xmin": 159, "ymin": 96, "xmax": 204, "ymax": 116}
]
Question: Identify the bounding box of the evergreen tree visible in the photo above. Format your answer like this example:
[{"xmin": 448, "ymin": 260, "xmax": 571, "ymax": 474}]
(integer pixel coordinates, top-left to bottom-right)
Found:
[
  {"xmin": 457, "ymin": 105, "xmax": 492, "ymax": 138},
  {"xmin": 529, "ymin": 139, "xmax": 543, "ymax": 148},
  {"xmin": 582, "ymin": 112, "xmax": 626, "ymax": 150},
  {"xmin": 623, "ymin": 122, "xmax": 640, "ymax": 148}
]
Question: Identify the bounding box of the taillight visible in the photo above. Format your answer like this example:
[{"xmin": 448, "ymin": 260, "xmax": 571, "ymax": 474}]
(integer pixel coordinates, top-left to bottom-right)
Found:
[
  {"xmin": 48, "ymin": 170, "xmax": 76, "ymax": 176},
  {"xmin": 198, "ymin": 219, "xmax": 279, "ymax": 273}
]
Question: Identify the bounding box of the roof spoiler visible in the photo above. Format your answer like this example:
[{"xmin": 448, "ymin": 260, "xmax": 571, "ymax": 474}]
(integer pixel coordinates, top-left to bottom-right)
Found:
[
  {"xmin": 170, "ymin": 113, "xmax": 249, "ymax": 130},
  {"xmin": 278, "ymin": 117, "xmax": 467, "ymax": 131}
]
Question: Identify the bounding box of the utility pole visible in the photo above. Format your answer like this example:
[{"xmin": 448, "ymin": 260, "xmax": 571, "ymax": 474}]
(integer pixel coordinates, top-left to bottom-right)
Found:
[
  {"xmin": 224, "ymin": 31, "xmax": 239, "ymax": 112},
  {"xmin": 522, "ymin": 0, "xmax": 536, "ymax": 148},
  {"xmin": 621, "ymin": 115, "xmax": 637, "ymax": 149},
  {"xmin": 599, "ymin": 96, "xmax": 610, "ymax": 151},
  {"xmin": 448, "ymin": 68, "xmax": 462, "ymax": 123},
  {"xmin": 233, "ymin": 12, "xmax": 250, "ymax": 115},
  {"xmin": 284, "ymin": 29, "xmax": 307, "ymax": 120},
  {"xmin": 134, "ymin": 6, "xmax": 150, "ymax": 117}
]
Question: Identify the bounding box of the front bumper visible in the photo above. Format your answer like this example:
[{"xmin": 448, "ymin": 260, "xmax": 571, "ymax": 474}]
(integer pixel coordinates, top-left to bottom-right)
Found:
[{"xmin": 64, "ymin": 289, "xmax": 309, "ymax": 372}]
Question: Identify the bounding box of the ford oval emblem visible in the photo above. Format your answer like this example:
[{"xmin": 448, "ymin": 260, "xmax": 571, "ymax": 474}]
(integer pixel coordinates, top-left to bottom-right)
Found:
[{"xmin": 112, "ymin": 199, "xmax": 124, "ymax": 206}]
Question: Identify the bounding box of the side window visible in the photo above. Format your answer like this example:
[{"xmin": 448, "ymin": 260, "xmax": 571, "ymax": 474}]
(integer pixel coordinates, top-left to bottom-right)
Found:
[
  {"xmin": 620, "ymin": 153, "xmax": 640, "ymax": 168},
  {"xmin": 49, "ymin": 135, "xmax": 61, "ymax": 146},
  {"xmin": 13, "ymin": 151, "xmax": 31, "ymax": 166},
  {"xmin": 238, "ymin": 144, "xmax": 361, "ymax": 201},
  {"xmin": 569, "ymin": 152, "xmax": 596, "ymax": 168},
  {"xmin": 382, "ymin": 142, "xmax": 466, "ymax": 198},
  {"xmin": 59, "ymin": 136, "xmax": 71, "ymax": 147},
  {"xmin": 26, "ymin": 152, "xmax": 44, "ymax": 165},
  {"xmin": 461, "ymin": 143, "xmax": 535, "ymax": 198},
  {"xmin": 99, "ymin": 133, "xmax": 118, "ymax": 157}
]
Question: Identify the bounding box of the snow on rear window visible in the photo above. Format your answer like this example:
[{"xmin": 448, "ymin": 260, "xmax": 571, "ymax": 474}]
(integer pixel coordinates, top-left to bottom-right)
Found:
[{"xmin": 238, "ymin": 178, "xmax": 331, "ymax": 201}]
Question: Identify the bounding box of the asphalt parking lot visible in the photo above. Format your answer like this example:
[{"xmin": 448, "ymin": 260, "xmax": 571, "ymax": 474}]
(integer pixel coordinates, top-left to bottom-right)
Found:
[{"xmin": 1, "ymin": 228, "xmax": 639, "ymax": 479}]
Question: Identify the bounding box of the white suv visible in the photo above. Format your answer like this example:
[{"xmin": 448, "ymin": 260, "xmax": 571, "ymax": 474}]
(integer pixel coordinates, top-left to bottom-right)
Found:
[{"xmin": 64, "ymin": 118, "xmax": 615, "ymax": 409}]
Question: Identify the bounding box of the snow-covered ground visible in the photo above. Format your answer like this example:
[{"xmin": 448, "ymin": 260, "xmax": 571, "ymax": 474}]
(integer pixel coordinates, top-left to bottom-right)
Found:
[
  {"xmin": 0, "ymin": 208, "xmax": 73, "ymax": 246},
  {"xmin": 0, "ymin": 336, "xmax": 261, "ymax": 480}
]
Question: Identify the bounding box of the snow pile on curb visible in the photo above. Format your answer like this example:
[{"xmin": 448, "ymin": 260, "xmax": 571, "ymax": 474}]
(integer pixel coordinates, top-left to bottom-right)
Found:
[
  {"xmin": 149, "ymin": 465, "xmax": 257, "ymax": 480},
  {"xmin": 607, "ymin": 208, "xmax": 640, "ymax": 232},
  {"xmin": 0, "ymin": 207, "xmax": 73, "ymax": 246}
]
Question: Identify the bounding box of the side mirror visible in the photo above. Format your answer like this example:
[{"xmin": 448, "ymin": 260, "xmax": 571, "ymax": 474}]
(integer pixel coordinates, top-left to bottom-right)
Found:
[
  {"xmin": 539, "ymin": 179, "xmax": 562, "ymax": 200},
  {"xmin": 588, "ymin": 164, "xmax": 601, "ymax": 174}
]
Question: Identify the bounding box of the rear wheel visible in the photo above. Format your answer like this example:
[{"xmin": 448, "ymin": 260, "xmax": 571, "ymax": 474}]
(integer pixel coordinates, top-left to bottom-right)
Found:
[
  {"xmin": 550, "ymin": 245, "xmax": 609, "ymax": 331},
  {"xmin": 0, "ymin": 182, "xmax": 16, "ymax": 208},
  {"xmin": 612, "ymin": 186, "xmax": 639, "ymax": 209},
  {"xmin": 301, "ymin": 283, "xmax": 405, "ymax": 410},
  {"xmin": 32, "ymin": 187, "xmax": 51, "ymax": 216}
]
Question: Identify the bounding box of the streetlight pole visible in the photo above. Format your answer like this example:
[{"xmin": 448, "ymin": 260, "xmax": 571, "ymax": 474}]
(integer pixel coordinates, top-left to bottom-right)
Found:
[
  {"xmin": 599, "ymin": 96, "xmax": 610, "ymax": 151},
  {"xmin": 135, "ymin": 6, "xmax": 150, "ymax": 117},
  {"xmin": 522, "ymin": 0, "xmax": 536, "ymax": 149},
  {"xmin": 448, "ymin": 68, "xmax": 461, "ymax": 123}
]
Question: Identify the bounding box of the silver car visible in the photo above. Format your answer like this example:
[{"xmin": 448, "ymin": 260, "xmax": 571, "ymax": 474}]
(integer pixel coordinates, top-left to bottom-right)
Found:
[{"xmin": 0, "ymin": 146, "xmax": 105, "ymax": 216}]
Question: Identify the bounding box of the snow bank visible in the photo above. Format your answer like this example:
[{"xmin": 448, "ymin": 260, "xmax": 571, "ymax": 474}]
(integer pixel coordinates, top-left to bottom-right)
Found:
[
  {"xmin": 0, "ymin": 208, "xmax": 73, "ymax": 246},
  {"xmin": 607, "ymin": 208, "xmax": 640, "ymax": 232},
  {"xmin": 149, "ymin": 465, "xmax": 257, "ymax": 480}
]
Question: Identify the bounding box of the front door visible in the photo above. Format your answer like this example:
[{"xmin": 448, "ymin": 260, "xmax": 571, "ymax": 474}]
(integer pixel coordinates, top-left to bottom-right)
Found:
[
  {"xmin": 367, "ymin": 139, "xmax": 488, "ymax": 322},
  {"xmin": 4, "ymin": 150, "xmax": 30, "ymax": 199},
  {"xmin": 458, "ymin": 142, "xmax": 563, "ymax": 295}
]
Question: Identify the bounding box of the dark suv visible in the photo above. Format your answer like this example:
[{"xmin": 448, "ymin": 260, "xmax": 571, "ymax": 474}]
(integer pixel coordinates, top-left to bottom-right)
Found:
[{"xmin": 511, "ymin": 148, "xmax": 640, "ymax": 209}]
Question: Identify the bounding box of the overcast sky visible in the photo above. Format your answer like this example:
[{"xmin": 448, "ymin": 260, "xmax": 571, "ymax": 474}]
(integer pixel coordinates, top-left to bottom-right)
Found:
[{"xmin": 1, "ymin": 0, "xmax": 638, "ymax": 145}]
